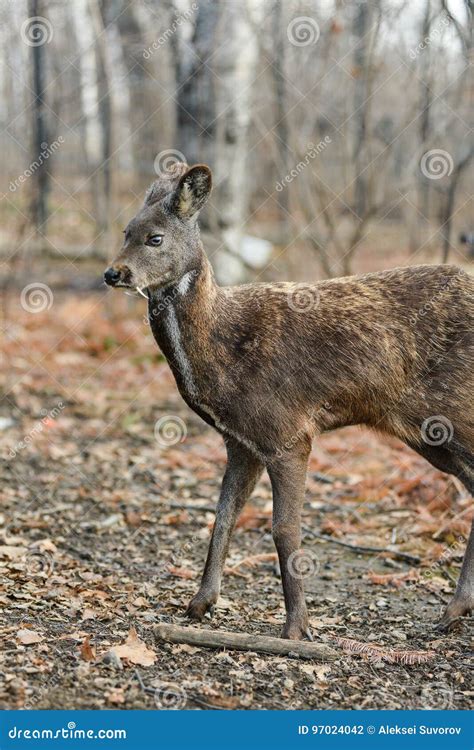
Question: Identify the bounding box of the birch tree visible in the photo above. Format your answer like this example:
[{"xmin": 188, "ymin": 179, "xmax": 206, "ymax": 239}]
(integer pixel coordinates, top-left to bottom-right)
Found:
[{"xmin": 172, "ymin": 0, "xmax": 261, "ymax": 282}]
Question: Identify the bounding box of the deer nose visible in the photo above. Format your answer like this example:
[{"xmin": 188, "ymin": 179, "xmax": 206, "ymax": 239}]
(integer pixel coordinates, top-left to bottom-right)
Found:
[{"xmin": 104, "ymin": 267, "xmax": 121, "ymax": 286}]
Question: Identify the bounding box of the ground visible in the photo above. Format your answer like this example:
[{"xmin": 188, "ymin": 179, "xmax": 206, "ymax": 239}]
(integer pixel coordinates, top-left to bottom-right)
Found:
[{"xmin": 0, "ymin": 270, "xmax": 472, "ymax": 711}]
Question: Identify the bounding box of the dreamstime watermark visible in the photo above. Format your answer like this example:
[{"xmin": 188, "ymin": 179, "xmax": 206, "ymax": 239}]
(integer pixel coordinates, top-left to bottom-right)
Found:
[
  {"xmin": 408, "ymin": 14, "xmax": 450, "ymax": 59},
  {"xmin": 409, "ymin": 269, "xmax": 463, "ymax": 327},
  {"xmin": 287, "ymin": 549, "xmax": 320, "ymax": 580},
  {"xmin": 143, "ymin": 3, "xmax": 198, "ymax": 59},
  {"xmin": 403, "ymin": 534, "xmax": 465, "ymax": 594},
  {"xmin": 21, "ymin": 282, "xmax": 54, "ymax": 313},
  {"xmin": 7, "ymin": 402, "xmax": 64, "ymax": 459},
  {"xmin": 274, "ymin": 402, "xmax": 332, "ymax": 459},
  {"xmin": 2, "ymin": 537, "xmax": 56, "ymax": 578},
  {"xmin": 287, "ymin": 16, "xmax": 320, "ymax": 46},
  {"xmin": 21, "ymin": 15, "xmax": 53, "ymax": 46},
  {"xmin": 154, "ymin": 415, "xmax": 187, "ymax": 447},
  {"xmin": 421, "ymin": 415, "xmax": 453, "ymax": 446},
  {"xmin": 419, "ymin": 682, "xmax": 454, "ymax": 709},
  {"xmin": 275, "ymin": 137, "xmax": 332, "ymax": 192},
  {"xmin": 8, "ymin": 724, "xmax": 126, "ymax": 740},
  {"xmin": 24, "ymin": 671, "xmax": 63, "ymax": 709},
  {"xmin": 9, "ymin": 137, "xmax": 65, "ymax": 193},
  {"xmin": 420, "ymin": 149, "xmax": 453, "ymax": 180},
  {"xmin": 288, "ymin": 286, "xmax": 320, "ymax": 313},
  {"xmin": 153, "ymin": 148, "xmax": 186, "ymax": 177},
  {"xmin": 25, "ymin": 548, "xmax": 55, "ymax": 577},
  {"xmin": 154, "ymin": 682, "xmax": 187, "ymax": 709}
]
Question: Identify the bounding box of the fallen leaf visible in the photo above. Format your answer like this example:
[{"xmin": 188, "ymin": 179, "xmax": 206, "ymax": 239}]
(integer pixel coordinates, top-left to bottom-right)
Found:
[
  {"xmin": 106, "ymin": 687, "xmax": 126, "ymax": 705},
  {"xmin": 315, "ymin": 664, "xmax": 332, "ymax": 680},
  {"xmin": 366, "ymin": 569, "xmax": 419, "ymax": 587},
  {"xmin": 112, "ymin": 628, "xmax": 156, "ymax": 667},
  {"xmin": 167, "ymin": 565, "xmax": 196, "ymax": 580},
  {"xmin": 16, "ymin": 629, "xmax": 44, "ymax": 645},
  {"xmin": 0, "ymin": 546, "xmax": 26, "ymax": 560},
  {"xmin": 81, "ymin": 608, "xmax": 98, "ymax": 621},
  {"xmin": 58, "ymin": 631, "xmax": 89, "ymax": 641},
  {"xmin": 132, "ymin": 596, "xmax": 150, "ymax": 608},
  {"xmin": 225, "ymin": 553, "xmax": 278, "ymax": 578},
  {"xmin": 80, "ymin": 636, "xmax": 96, "ymax": 662}
]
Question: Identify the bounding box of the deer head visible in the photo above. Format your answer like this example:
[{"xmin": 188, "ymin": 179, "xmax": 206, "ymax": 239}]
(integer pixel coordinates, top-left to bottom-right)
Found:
[{"xmin": 104, "ymin": 162, "xmax": 212, "ymax": 294}]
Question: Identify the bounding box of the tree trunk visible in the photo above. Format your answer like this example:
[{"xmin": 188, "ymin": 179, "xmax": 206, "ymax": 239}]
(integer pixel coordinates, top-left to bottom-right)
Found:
[
  {"xmin": 352, "ymin": 0, "xmax": 370, "ymax": 219},
  {"xmin": 114, "ymin": 1, "xmax": 162, "ymax": 176},
  {"xmin": 271, "ymin": 0, "xmax": 291, "ymax": 238},
  {"xmin": 29, "ymin": 0, "xmax": 50, "ymax": 238},
  {"xmin": 173, "ymin": 0, "xmax": 219, "ymax": 170},
  {"xmin": 89, "ymin": 0, "xmax": 114, "ymax": 246},
  {"xmin": 173, "ymin": 0, "xmax": 260, "ymax": 283},
  {"xmin": 440, "ymin": 148, "xmax": 474, "ymax": 263},
  {"xmin": 210, "ymin": 0, "xmax": 260, "ymax": 273},
  {"xmin": 418, "ymin": 0, "xmax": 432, "ymax": 229}
]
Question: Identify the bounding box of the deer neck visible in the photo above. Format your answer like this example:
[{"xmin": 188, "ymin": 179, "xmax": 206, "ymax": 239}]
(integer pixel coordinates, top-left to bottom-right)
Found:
[{"xmin": 147, "ymin": 253, "xmax": 218, "ymax": 403}]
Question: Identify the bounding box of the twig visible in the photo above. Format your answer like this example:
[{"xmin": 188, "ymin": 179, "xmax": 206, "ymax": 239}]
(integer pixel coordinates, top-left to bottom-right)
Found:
[
  {"xmin": 311, "ymin": 471, "xmax": 339, "ymax": 484},
  {"xmin": 225, "ymin": 552, "xmax": 278, "ymax": 577},
  {"xmin": 155, "ymin": 623, "xmax": 337, "ymax": 661},
  {"xmin": 432, "ymin": 505, "xmax": 472, "ymax": 540},
  {"xmin": 303, "ymin": 525, "xmax": 421, "ymax": 564},
  {"xmin": 134, "ymin": 669, "xmax": 147, "ymax": 693}
]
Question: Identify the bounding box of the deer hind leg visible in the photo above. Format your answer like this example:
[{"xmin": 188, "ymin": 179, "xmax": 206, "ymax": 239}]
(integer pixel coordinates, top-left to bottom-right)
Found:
[
  {"xmin": 437, "ymin": 451, "xmax": 474, "ymax": 631},
  {"xmin": 185, "ymin": 437, "xmax": 263, "ymax": 621},
  {"xmin": 437, "ymin": 517, "xmax": 474, "ymax": 630},
  {"xmin": 409, "ymin": 440, "xmax": 474, "ymax": 630},
  {"xmin": 267, "ymin": 445, "xmax": 312, "ymax": 641}
]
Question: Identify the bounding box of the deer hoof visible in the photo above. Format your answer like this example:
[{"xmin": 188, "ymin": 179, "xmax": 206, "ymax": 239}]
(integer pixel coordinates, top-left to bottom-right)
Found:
[
  {"xmin": 435, "ymin": 592, "xmax": 473, "ymax": 632},
  {"xmin": 185, "ymin": 594, "xmax": 215, "ymax": 621},
  {"xmin": 282, "ymin": 621, "xmax": 312, "ymax": 641}
]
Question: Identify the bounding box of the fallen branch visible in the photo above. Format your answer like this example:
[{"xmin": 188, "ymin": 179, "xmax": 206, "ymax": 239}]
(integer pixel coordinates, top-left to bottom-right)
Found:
[
  {"xmin": 155, "ymin": 623, "xmax": 337, "ymax": 661},
  {"xmin": 303, "ymin": 525, "xmax": 420, "ymax": 564}
]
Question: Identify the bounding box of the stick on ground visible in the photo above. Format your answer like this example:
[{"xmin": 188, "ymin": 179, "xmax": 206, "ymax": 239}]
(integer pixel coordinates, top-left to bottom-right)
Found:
[
  {"xmin": 155, "ymin": 623, "xmax": 337, "ymax": 661},
  {"xmin": 303, "ymin": 526, "xmax": 421, "ymax": 564}
]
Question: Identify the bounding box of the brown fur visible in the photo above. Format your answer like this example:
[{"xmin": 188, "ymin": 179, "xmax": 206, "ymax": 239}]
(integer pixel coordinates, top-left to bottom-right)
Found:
[{"xmin": 105, "ymin": 163, "xmax": 474, "ymax": 639}]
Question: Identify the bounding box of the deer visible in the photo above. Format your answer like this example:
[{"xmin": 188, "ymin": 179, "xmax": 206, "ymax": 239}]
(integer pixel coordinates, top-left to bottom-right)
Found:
[{"xmin": 104, "ymin": 161, "xmax": 473, "ymax": 640}]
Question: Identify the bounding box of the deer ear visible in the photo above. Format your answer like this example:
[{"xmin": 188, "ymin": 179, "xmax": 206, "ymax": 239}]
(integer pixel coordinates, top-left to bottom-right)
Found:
[{"xmin": 168, "ymin": 165, "xmax": 212, "ymax": 219}]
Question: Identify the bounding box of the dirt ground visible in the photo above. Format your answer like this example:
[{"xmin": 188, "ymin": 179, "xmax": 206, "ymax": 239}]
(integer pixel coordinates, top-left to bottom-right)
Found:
[{"xmin": 0, "ymin": 271, "xmax": 472, "ymax": 711}]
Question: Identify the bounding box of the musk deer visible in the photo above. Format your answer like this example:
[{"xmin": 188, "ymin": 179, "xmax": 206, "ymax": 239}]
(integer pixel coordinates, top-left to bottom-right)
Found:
[{"xmin": 105, "ymin": 162, "xmax": 473, "ymax": 640}]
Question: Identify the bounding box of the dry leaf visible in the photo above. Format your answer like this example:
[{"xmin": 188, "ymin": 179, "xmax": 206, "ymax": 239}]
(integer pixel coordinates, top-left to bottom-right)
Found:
[
  {"xmin": 225, "ymin": 553, "xmax": 278, "ymax": 578},
  {"xmin": 167, "ymin": 565, "xmax": 196, "ymax": 580},
  {"xmin": 58, "ymin": 631, "xmax": 89, "ymax": 641},
  {"xmin": 132, "ymin": 596, "xmax": 149, "ymax": 608},
  {"xmin": 16, "ymin": 629, "xmax": 44, "ymax": 645},
  {"xmin": 106, "ymin": 687, "xmax": 126, "ymax": 705},
  {"xmin": 81, "ymin": 608, "xmax": 98, "ymax": 621},
  {"xmin": 80, "ymin": 636, "xmax": 96, "ymax": 662},
  {"xmin": 315, "ymin": 664, "xmax": 332, "ymax": 680},
  {"xmin": 366, "ymin": 570, "xmax": 419, "ymax": 587},
  {"xmin": 0, "ymin": 546, "xmax": 26, "ymax": 560},
  {"xmin": 112, "ymin": 628, "xmax": 156, "ymax": 667}
]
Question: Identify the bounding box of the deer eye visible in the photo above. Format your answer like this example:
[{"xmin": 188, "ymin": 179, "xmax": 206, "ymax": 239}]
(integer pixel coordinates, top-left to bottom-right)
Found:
[{"xmin": 146, "ymin": 234, "xmax": 163, "ymax": 247}]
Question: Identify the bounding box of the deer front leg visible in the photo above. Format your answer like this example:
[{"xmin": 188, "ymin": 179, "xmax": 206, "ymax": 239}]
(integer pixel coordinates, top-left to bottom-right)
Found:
[
  {"xmin": 267, "ymin": 447, "xmax": 311, "ymax": 641},
  {"xmin": 186, "ymin": 438, "xmax": 263, "ymax": 620}
]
